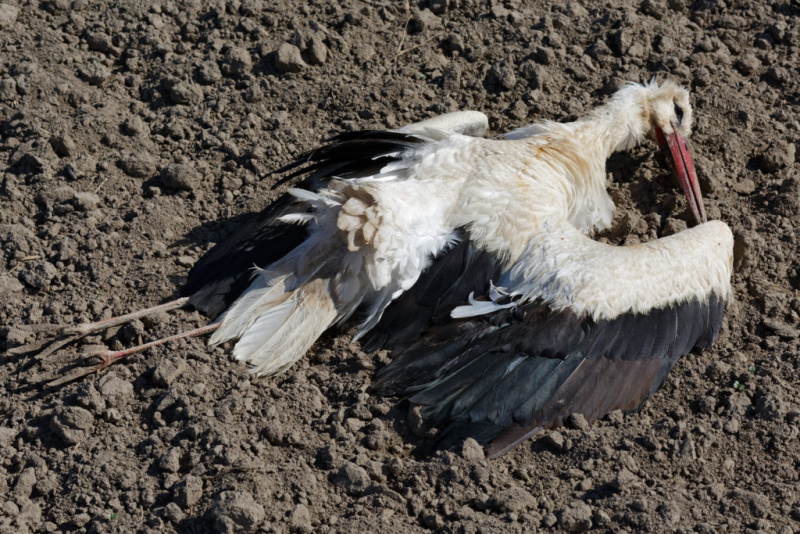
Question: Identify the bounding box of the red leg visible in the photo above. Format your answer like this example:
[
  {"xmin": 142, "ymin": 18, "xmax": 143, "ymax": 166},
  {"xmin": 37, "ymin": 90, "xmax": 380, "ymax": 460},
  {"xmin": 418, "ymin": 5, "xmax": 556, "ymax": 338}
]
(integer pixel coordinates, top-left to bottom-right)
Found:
[
  {"xmin": 62, "ymin": 297, "xmax": 192, "ymax": 336},
  {"xmin": 84, "ymin": 322, "xmax": 221, "ymax": 373}
]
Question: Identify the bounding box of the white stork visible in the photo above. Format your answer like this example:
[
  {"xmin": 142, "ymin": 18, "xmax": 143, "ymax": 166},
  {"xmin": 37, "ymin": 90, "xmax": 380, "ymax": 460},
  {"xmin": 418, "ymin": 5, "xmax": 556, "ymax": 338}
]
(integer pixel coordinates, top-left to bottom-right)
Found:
[{"xmin": 29, "ymin": 79, "xmax": 733, "ymax": 457}]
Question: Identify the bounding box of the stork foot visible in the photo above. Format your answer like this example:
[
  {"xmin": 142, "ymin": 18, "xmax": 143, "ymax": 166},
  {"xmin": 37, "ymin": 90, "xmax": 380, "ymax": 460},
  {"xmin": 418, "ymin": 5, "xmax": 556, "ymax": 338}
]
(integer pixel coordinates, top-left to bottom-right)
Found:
[
  {"xmin": 38, "ymin": 323, "xmax": 222, "ymax": 387},
  {"xmin": 11, "ymin": 297, "xmax": 219, "ymax": 387}
]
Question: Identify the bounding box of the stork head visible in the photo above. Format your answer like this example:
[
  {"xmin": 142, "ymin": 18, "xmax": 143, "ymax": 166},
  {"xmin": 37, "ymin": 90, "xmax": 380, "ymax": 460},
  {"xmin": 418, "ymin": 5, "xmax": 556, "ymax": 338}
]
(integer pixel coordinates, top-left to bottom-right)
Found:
[{"xmin": 642, "ymin": 80, "xmax": 706, "ymax": 225}]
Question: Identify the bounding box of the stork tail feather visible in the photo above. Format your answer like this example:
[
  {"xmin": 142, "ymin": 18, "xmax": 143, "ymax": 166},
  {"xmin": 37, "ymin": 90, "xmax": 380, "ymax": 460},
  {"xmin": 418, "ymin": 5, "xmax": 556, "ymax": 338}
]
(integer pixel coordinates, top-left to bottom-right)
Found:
[{"xmin": 209, "ymin": 275, "xmax": 338, "ymax": 376}]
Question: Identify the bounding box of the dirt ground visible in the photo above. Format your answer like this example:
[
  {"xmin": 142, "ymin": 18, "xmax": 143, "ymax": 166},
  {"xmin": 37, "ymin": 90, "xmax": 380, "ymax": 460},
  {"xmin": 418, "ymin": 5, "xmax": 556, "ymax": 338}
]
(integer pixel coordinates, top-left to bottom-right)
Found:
[{"xmin": 1, "ymin": 0, "xmax": 799, "ymax": 532}]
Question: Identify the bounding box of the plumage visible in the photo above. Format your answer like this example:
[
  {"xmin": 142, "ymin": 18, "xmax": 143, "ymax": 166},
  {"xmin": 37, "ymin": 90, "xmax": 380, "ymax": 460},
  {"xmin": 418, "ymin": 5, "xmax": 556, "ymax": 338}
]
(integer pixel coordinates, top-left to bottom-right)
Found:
[
  {"xmin": 199, "ymin": 79, "xmax": 732, "ymax": 456},
  {"xmin": 36, "ymin": 80, "xmax": 733, "ymax": 457}
]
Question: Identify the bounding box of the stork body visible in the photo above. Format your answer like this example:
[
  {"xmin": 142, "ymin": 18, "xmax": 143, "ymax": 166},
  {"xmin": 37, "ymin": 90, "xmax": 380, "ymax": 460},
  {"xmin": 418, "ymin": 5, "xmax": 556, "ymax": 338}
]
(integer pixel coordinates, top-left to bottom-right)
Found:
[
  {"xmin": 191, "ymin": 80, "xmax": 732, "ymax": 455},
  {"xmin": 30, "ymin": 80, "xmax": 732, "ymax": 456}
]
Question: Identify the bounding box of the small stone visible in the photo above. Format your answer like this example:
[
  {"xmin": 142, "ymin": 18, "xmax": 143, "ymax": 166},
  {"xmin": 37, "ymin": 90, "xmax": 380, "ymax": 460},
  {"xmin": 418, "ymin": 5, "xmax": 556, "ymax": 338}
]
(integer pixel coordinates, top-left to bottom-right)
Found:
[
  {"xmin": 486, "ymin": 61, "xmax": 517, "ymax": 92},
  {"xmin": 533, "ymin": 45, "xmax": 555, "ymax": 65},
  {"xmin": 159, "ymin": 447, "xmax": 182, "ymax": 473},
  {"xmin": 222, "ymin": 47, "xmax": 252, "ymax": 77},
  {"xmin": 755, "ymin": 393, "xmax": 785, "ymax": 421},
  {"xmin": 694, "ymin": 67, "xmax": 711, "ymax": 87},
  {"xmin": 244, "ymin": 84, "xmax": 263, "ymax": 103},
  {"xmin": 641, "ymin": 0, "xmax": 665, "ymax": 19},
  {"xmin": 274, "ymin": 43, "xmax": 306, "ymax": 73},
  {"xmin": 315, "ymin": 445, "xmax": 338, "ymax": 470},
  {"xmin": 18, "ymin": 261, "xmax": 57, "ymax": 289},
  {"xmin": 14, "ymin": 467, "xmax": 37, "ymax": 497},
  {"xmin": 198, "ymin": 61, "xmax": 222, "ymax": 84},
  {"xmin": 210, "ymin": 491, "xmax": 265, "ymax": 532},
  {"xmin": 761, "ymin": 142, "xmax": 795, "ymax": 173},
  {"xmin": 734, "ymin": 53, "xmax": 760, "ymax": 76},
  {"xmin": 705, "ymin": 360, "xmax": 731, "ymax": 381},
  {"xmin": 0, "ymin": 3, "xmax": 19, "ymax": 27},
  {"xmin": 50, "ymin": 405, "xmax": 94, "ymax": 445},
  {"xmin": 661, "ymin": 217, "xmax": 687, "ymax": 236},
  {"xmin": 289, "ymin": 503, "xmax": 312, "ymax": 530},
  {"xmin": 160, "ymin": 164, "xmax": 200, "ymax": 191},
  {"xmin": 78, "ymin": 63, "xmax": 110, "ymax": 85},
  {"xmin": 173, "ymin": 475, "xmax": 203, "ymax": 509},
  {"xmin": 658, "ymin": 501, "xmax": 682, "ymax": 525},
  {"xmin": 407, "ymin": 405, "xmax": 433, "ymax": 437},
  {"xmin": 122, "ymin": 116, "xmax": 149, "ymax": 136},
  {"xmin": 72, "ymin": 512, "xmax": 91, "ymax": 528},
  {"xmin": 593, "ymin": 508, "xmax": 611, "ymax": 527},
  {"xmin": 0, "ymin": 275, "xmax": 24, "ymax": 293},
  {"xmin": 153, "ymin": 357, "xmax": 188, "ymax": 387},
  {"xmin": 49, "ymin": 134, "xmax": 76, "ymax": 158},
  {"xmin": 612, "ymin": 30, "xmax": 633, "ymax": 55},
  {"xmin": 333, "ymin": 462, "xmax": 370, "ymax": 496},
  {"xmin": 567, "ymin": 413, "xmax": 590, "ymax": 430},
  {"xmin": 542, "ymin": 512, "xmax": 558, "ymax": 528},
  {"xmin": 545, "ymin": 430, "xmax": 565, "ymax": 450},
  {"xmin": 0, "ymin": 77, "xmax": 16, "ymax": 100},
  {"xmin": 677, "ymin": 437, "xmax": 696, "ymax": 459},
  {"xmin": 74, "ymin": 383, "xmax": 106, "ymax": 413},
  {"xmin": 119, "ymin": 152, "xmax": 156, "ymax": 178},
  {"xmin": 724, "ymin": 417, "xmax": 741, "ymax": 435},
  {"xmin": 0, "ymin": 427, "xmax": 17, "ymax": 446},
  {"xmin": 558, "ymin": 500, "xmax": 593, "ymax": 533},
  {"xmin": 103, "ymin": 408, "xmax": 122, "ymax": 424},
  {"xmin": 460, "ymin": 438, "xmax": 485, "ymax": 462},
  {"xmin": 612, "ymin": 467, "xmax": 639, "ymax": 490},
  {"xmin": 168, "ymin": 81, "xmax": 203, "ymax": 105},
  {"xmin": 421, "ymin": 513, "xmax": 444, "ymax": 529},
  {"xmin": 410, "ymin": 8, "xmax": 443, "ymax": 32},
  {"xmin": 10, "ymin": 139, "xmax": 56, "ymax": 170},
  {"xmin": 732, "ymin": 178, "xmax": 756, "ymax": 195},
  {"xmin": 121, "ymin": 319, "xmax": 145, "ymax": 342},
  {"xmin": 364, "ymin": 430, "xmax": 391, "ymax": 451},
  {"xmin": 306, "ymin": 35, "xmax": 328, "ymax": 65},
  {"xmin": 262, "ymin": 421, "xmax": 284, "ymax": 445},
  {"xmin": 163, "ymin": 502, "xmax": 184, "ymax": 524},
  {"xmin": 762, "ymin": 318, "xmax": 800, "ymax": 339},
  {"xmin": 765, "ymin": 66, "xmax": 788, "ymax": 86},
  {"xmin": 72, "ymin": 192, "xmax": 100, "ymax": 211},
  {"xmin": 85, "ymin": 30, "xmax": 116, "ymax": 55},
  {"xmin": 490, "ymin": 486, "xmax": 537, "ymax": 513},
  {"xmin": 98, "ymin": 374, "xmax": 134, "ymax": 401},
  {"xmin": 175, "ymin": 256, "xmax": 194, "ymax": 268},
  {"xmin": 351, "ymin": 43, "xmax": 375, "ymax": 64},
  {"xmin": 509, "ymin": 100, "xmax": 528, "ymax": 121}
]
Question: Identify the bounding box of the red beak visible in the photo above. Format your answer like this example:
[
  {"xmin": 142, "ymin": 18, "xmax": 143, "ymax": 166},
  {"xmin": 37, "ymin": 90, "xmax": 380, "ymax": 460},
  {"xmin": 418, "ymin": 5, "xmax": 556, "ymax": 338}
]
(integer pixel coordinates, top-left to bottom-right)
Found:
[{"xmin": 655, "ymin": 125, "xmax": 707, "ymax": 225}]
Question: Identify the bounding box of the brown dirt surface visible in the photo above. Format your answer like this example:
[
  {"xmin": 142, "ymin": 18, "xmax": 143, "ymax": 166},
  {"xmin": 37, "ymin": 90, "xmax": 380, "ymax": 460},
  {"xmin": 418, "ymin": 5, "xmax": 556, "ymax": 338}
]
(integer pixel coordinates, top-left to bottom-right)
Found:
[{"xmin": 1, "ymin": 0, "xmax": 799, "ymax": 532}]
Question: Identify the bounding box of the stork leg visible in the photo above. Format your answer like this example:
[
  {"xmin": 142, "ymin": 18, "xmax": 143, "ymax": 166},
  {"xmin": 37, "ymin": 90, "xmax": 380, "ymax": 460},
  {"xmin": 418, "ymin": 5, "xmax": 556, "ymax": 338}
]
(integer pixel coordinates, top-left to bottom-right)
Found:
[
  {"xmin": 36, "ymin": 323, "xmax": 221, "ymax": 388},
  {"xmin": 63, "ymin": 297, "xmax": 192, "ymax": 337},
  {"xmin": 11, "ymin": 297, "xmax": 193, "ymax": 358},
  {"xmin": 85, "ymin": 323, "xmax": 221, "ymax": 373},
  {"xmin": 11, "ymin": 296, "xmax": 223, "ymax": 387}
]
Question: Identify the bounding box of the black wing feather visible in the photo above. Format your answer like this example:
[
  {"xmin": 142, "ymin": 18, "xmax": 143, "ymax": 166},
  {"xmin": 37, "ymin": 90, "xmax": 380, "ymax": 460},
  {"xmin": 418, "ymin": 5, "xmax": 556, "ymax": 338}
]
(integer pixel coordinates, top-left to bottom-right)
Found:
[
  {"xmin": 363, "ymin": 230, "xmax": 504, "ymax": 353},
  {"xmin": 373, "ymin": 293, "xmax": 728, "ymax": 456},
  {"xmin": 184, "ymin": 130, "xmax": 427, "ymax": 316}
]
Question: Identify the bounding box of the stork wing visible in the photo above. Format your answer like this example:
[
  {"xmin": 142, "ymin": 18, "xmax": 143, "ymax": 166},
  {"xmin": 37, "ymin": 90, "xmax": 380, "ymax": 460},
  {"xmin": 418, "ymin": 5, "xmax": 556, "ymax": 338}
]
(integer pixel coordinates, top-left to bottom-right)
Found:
[
  {"xmin": 369, "ymin": 216, "xmax": 732, "ymax": 457},
  {"xmin": 185, "ymin": 113, "xmax": 489, "ymax": 317}
]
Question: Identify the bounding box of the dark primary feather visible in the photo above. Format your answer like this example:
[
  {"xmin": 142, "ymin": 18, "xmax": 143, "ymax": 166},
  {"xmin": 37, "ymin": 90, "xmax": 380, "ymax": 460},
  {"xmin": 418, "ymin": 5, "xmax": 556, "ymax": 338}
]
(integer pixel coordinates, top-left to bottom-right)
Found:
[
  {"xmin": 183, "ymin": 195, "xmax": 308, "ymax": 317},
  {"xmin": 271, "ymin": 130, "xmax": 425, "ymax": 188},
  {"xmin": 184, "ymin": 130, "xmax": 427, "ymax": 317},
  {"xmin": 371, "ymin": 292, "xmax": 727, "ymax": 457},
  {"xmin": 362, "ymin": 229, "xmax": 504, "ymax": 353}
]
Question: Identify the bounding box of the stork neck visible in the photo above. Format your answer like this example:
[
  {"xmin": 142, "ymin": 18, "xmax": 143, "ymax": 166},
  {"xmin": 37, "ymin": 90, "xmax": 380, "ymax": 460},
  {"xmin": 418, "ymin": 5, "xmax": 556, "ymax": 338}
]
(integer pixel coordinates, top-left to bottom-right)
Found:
[{"xmin": 582, "ymin": 84, "xmax": 650, "ymax": 159}]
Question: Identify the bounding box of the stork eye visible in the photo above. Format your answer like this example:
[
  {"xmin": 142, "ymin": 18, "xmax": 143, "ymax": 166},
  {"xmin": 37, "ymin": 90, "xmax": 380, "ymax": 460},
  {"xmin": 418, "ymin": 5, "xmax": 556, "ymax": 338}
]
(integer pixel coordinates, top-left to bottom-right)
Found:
[{"xmin": 674, "ymin": 102, "xmax": 684, "ymax": 125}]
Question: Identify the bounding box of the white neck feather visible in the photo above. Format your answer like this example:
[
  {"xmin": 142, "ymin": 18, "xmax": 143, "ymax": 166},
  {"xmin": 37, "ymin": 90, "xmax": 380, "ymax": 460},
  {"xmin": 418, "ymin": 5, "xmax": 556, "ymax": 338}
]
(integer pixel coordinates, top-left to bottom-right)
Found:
[{"xmin": 581, "ymin": 83, "xmax": 651, "ymax": 158}]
